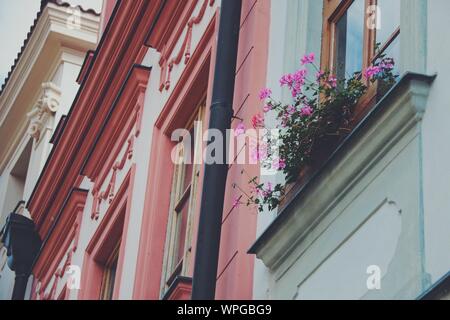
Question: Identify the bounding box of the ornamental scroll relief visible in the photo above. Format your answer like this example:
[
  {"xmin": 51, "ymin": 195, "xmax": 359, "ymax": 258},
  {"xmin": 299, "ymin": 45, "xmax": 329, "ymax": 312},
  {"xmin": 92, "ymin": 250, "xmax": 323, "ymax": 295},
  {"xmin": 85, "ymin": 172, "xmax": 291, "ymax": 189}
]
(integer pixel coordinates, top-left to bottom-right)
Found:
[
  {"xmin": 159, "ymin": 0, "xmax": 216, "ymax": 91},
  {"xmin": 27, "ymin": 82, "xmax": 61, "ymax": 145}
]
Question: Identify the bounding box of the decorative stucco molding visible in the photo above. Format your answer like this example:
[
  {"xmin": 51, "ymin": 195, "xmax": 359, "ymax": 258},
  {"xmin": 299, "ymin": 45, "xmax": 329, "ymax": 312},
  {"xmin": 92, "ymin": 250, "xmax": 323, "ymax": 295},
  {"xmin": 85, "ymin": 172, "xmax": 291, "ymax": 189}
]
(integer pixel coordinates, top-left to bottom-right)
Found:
[
  {"xmin": 27, "ymin": 83, "xmax": 61, "ymax": 144},
  {"xmin": 91, "ymin": 135, "xmax": 135, "ymax": 220},
  {"xmin": 249, "ymin": 73, "xmax": 436, "ymax": 270},
  {"xmin": 32, "ymin": 188, "xmax": 87, "ymax": 300},
  {"xmin": 0, "ymin": 2, "xmax": 99, "ymax": 173},
  {"xmin": 159, "ymin": 0, "xmax": 216, "ymax": 91}
]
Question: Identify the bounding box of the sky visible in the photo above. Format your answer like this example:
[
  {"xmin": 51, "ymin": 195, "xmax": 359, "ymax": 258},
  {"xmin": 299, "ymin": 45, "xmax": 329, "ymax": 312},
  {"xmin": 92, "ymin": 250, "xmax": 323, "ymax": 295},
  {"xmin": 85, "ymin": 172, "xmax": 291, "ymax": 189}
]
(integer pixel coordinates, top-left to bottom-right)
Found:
[{"xmin": 0, "ymin": 0, "xmax": 103, "ymax": 89}]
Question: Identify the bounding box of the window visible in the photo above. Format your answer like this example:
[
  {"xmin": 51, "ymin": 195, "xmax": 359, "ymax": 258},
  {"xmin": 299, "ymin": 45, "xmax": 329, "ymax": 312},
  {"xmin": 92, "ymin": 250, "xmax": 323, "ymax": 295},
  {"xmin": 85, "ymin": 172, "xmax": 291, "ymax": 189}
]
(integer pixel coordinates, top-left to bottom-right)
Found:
[
  {"xmin": 100, "ymin": 244, "xmax": 119, "ymax": 300},
  {"xmin": 322, "ymin": 0, "xmax": 400, "ymax": 79},
  {"xmin": 162, "ymin": 101, "xmax": 205, "ymax": 293}
]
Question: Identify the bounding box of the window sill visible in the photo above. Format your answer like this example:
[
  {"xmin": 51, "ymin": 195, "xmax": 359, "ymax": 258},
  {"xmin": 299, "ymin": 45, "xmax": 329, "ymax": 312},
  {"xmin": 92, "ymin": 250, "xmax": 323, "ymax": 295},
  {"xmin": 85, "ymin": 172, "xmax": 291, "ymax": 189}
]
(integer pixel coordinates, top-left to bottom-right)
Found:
[
  {"xmin": 248, "ymin": 72, "xmax": 436, "ymax": 270},
  {"xmin": 162, "ymin": 276, "xmax": 192, "ymax": 301}
]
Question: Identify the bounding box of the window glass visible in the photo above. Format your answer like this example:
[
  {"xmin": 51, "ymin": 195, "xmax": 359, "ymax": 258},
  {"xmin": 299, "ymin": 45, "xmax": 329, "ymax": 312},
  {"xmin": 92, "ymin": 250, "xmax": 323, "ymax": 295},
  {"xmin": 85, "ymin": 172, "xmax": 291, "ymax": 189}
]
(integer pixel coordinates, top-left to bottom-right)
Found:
[
  {"xmin": 334, "ymin": 0, "xmax": 365, "ymax": 79},
  {"xmin": 163, "ymin": 102, "xmax": 205, "ymax": 291},
  {"xmin": 182, "ymin": 128, "xmax": 195, "ymax": 193},
  {"xmin": 375, "ymin": 0, "xmax": 400, "ymax": 46},
  {"xmin": 173, "ymin": 198, "xmax": 189, "ymax": 269},
  {"xmin": 101, "ymin": 252, "xmax": 118, "ymax": 300}
]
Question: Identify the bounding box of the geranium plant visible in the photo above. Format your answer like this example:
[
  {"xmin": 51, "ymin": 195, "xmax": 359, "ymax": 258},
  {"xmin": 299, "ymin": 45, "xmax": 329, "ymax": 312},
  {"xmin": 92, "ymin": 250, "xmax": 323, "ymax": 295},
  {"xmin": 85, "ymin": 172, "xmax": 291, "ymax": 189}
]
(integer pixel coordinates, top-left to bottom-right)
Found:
[{"xmin": 235, "ymin": 52, "xmax": 398, "ymax": 213}]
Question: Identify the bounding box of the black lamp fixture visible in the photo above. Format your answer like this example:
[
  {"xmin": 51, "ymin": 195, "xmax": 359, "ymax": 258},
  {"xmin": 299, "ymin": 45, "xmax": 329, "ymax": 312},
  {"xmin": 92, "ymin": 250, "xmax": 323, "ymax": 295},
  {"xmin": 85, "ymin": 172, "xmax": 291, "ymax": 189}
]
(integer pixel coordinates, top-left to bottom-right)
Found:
[{"xmin": 1, "ymin": 201, "xmax": 42, "ymax": 300}]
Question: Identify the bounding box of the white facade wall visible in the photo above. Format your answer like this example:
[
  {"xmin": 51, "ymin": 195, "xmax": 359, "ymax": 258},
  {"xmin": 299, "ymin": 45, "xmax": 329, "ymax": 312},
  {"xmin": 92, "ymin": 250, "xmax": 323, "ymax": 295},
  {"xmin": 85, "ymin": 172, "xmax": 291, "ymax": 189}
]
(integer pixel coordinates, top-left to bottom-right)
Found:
[
  {"xmin": 254, "ymin": 0, "xmax": 450, "ymax": 300},
  {"xmin": 0, "ymin": 4, "xmax": 99, "ymax": 300}
]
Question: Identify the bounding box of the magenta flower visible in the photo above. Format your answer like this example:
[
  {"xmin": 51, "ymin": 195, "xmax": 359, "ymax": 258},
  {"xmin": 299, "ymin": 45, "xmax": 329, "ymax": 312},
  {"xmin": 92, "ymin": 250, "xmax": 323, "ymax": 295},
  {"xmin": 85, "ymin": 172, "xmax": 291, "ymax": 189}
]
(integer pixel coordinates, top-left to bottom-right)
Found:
[
  {"xmin": 280, "ymin": 69, "xmax": 307, "ymax": 97},
  {"xmin": 293, "ymin": 69, "xmax": 307, "ymax": 82},
  {"xmin": 234, "ymin": 122, "xmax": 246, "ymax": 137},
  {"xmin": 272, "ymin": 158, "xmax": 286, "ymax": 170},
  {"xmin": 252, "ymin": 186, "xmax": 263, "ymax": 197},
  {"xmin": 364, "ymin": 66, "xmax": 382, "ymax": 79},
  {"xmin": 380, "ymin": 59, "xmax": 394, "ymax": 70},
  {"xmin": 263, "ymin": 104, "xmax": 272, "ymax": 113},
  {"xmin": 251, "ymin": 113, "xmax": 265, "ymax": 129},
  {"xmin": 280, "ymin": 73, "xmax": 293, "ymax": 87},
  {"xmin": 259, "ymin": 88, "xmax": 272, "ymax": 100},
  {"xmin": 328, "ymin": 76, "xmax": 337, "ymax": 88},
  {"xmin": 232, "ymin": 196, "xmax": 241, "ymax": 209},
  {"xmin": 301, "ymin": 53, "xmax": 315, "ymax": 65},
  {"xmin": 250, "ymin": 142, "xmax": 268, "ymax": 162},
  {"xmin": 316, "ymin": 71, "xmax": 325, "ymax": 81},
  {"xmin": 286, "ymin": 105, "xmax": 296, "ymax": 115},
  {"xmin": 262, "ymin": 182, "xmax": 274, "ymax": 197},
  {"xmin": 300, "ymin": 106, "xmax": 314, "ymax": 117}
]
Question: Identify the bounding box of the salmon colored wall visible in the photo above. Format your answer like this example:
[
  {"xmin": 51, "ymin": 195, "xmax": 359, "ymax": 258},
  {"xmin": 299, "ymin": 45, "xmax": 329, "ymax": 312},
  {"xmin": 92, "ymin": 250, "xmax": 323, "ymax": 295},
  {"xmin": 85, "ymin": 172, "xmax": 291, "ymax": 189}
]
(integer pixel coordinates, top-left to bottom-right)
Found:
[
  {"xmin": 79, "ymin": 166, "xmax": 136, "ymax": 300},
  {"xmin": 134, "ymin": 0, "xmax": 271, "ymax": 300},
  {"xmin": 215, "ymin": 0, "xmax": 271, "ymax": 300},
  {"xmin": 133, "ymin": 14, "xmax": 218, "ymax": 299}
]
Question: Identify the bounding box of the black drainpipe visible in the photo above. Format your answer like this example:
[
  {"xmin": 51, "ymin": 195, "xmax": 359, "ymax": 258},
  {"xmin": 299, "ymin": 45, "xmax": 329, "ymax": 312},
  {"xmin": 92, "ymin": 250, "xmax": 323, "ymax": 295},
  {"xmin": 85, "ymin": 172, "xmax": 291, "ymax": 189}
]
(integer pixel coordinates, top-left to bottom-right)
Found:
[
  {"xmin": 1, "ymin": 201, "xmax": 42, "ymax": 300},
  {"xmin": 191, "ymin": 0, "xmax": 242, "ymax": 300}
]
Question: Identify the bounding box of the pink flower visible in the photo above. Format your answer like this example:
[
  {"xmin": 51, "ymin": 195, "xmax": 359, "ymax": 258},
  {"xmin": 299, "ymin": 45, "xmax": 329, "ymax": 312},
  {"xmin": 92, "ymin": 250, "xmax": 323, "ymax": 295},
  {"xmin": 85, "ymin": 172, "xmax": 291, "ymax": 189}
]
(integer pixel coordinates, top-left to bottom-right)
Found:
[
  {"xmin": 262, "ymin": 182, "xmax": 273, "ymax": 197},
  {"xmin": 252, "ymin": 186, "xmax": 263, "ymax": 197},
  {"xmin": 232, "ymin": 196, "xmax": 241, "ymax": 209},
  {"xmin": 380, "ymin": 58, "xmax": 394, "ymax": 70},
  {"xmin": 328, "ymin": 76, "xmax": 337, "ymax": 88},
  {"xmin": 259, "ymin": 88, "xmax": 272, "ymax": 100},
  {"xmin": 250, "ymin": 142, "xmax": 268, "ymax": 162},
  {"xmin": 301, "ymin": 53, "xmax": 315, "ymax": 65},
  {"xmin": 280, "ymin": 73, "xmax": 294, "ymax": 87},
  {"xmin": 300, "ymin": 106, "xmax": 314, "ymax": 117},
  {"xmin": 281, "ymin": 69, "xmax": 307, "ymax": 97},
  {"xmin": 364, "ymin": 66, "xmax": 382, "ymax": 79},
  {"xmin": 234, "ymin": 122, "xmax": 246, "ymax": 137},
  {"xmin": 251, "ymin": 113, "xmax": 265, "ymax": 129},
  {"xmin": 316, "ymin": 71, "xmax": 325, "ymax": 81},
  {"xmin": 382, "ymin": 63, "xmax": 394, "ymax": 70},
  {"xmin": 293, "ymin": 69, "xmax": 307, "ymax": 82},
  {"xmin": 263, "ymin": 104, "xmax": 272, "ymax": 113},
  {"xmin": 272, "ymin": 158, "xmax": 286, "ymax": 170},
  {"xmin": 286, "ymin": 105, "xmax": 296, "ymax": 115}
]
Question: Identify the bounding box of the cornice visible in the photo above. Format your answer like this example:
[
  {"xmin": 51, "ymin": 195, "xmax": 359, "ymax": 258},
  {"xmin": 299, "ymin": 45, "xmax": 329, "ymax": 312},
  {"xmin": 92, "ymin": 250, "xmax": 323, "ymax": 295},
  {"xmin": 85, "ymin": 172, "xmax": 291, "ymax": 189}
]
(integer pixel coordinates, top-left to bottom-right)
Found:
[
  {"xmin": 32, "ymin": 188, "xmax": 88, "ymax": 288},
  {"xmin": 27, "ymin": 0, "xmax": 162, "ymax": 237},
  {"xmin": 0, "ymin": 3, "xmax": 99, "ymax": 108},
  {"xmin": 81, "ymin": 64, "xmax": 151, "ymax": 182},
  {"xmin": 0, "ymin": 4, "xmax": 100, "ymax": 172}
]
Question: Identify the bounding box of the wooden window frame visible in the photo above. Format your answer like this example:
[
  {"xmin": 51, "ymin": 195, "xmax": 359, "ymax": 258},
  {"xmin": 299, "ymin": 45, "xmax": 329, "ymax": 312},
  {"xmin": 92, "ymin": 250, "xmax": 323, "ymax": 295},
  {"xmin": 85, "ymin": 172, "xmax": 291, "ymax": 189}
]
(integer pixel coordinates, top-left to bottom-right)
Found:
[
  {"xmin": 161, "ymin": 101, "xmax": 206, "ymax": 292},
  {"xmin": 100, "ymin": 243, "xmax": 120, "ymax": 300},
  {"xmin": 321, "ymin": 0, "xmax": 400, "ymax": 120},
  {"xmin": 322, "ymin": 0, "xmax": 400, "ymax": 76}
]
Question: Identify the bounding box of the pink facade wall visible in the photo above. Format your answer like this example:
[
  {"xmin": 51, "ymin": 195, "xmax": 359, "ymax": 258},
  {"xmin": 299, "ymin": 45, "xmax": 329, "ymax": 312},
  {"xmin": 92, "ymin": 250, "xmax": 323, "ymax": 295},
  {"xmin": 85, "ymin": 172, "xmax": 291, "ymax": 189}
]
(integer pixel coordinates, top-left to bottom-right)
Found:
[
  {"xmin": 215, "ymin": 0, "xmax": 270, "ymax": 299},
  {"xmin": 136, "ymin": 0, "xmax": 271, "ymax": 300}
]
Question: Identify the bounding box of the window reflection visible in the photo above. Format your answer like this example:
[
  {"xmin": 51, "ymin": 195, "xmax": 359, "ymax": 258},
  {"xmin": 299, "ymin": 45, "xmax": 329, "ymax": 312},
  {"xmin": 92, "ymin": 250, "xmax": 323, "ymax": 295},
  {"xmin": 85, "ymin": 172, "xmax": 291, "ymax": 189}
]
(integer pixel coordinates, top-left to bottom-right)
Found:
[
  {"xmin": 375, "ymin": 0, "xmax": 400, "ymax": 46},
  {"xmin": 334, "ymin": 0, "xmax": 365, "ymax": 80}
]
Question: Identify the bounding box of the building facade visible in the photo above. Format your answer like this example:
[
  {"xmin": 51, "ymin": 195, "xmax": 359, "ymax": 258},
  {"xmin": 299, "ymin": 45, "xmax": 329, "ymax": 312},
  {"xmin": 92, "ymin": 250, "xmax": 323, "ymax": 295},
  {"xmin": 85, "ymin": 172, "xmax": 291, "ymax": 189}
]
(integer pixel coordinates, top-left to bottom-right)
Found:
[
  {"xmin": 1, "ymin": 0, "xmax": 450, "ymax": 301},
  {"xmin": 0, "ymin": 1, "xmax": 100, "ymax": 300},
  {"xmin": 251, "ymin": 0, "xmax": 450, "ymax": 300},
  {"xmin": 20, "ymin": 0, "xmax": 269, "ymax": 300}
]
